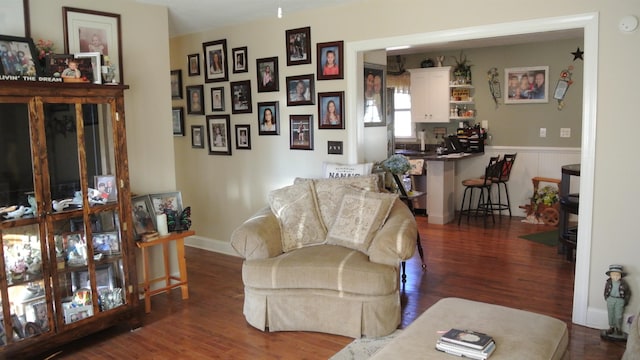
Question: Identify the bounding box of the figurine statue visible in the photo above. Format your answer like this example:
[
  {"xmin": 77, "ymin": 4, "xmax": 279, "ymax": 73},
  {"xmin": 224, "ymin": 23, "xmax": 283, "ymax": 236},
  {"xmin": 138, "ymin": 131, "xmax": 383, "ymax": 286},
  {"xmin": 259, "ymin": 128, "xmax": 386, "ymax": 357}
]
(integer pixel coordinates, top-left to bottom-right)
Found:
[
  {"xmin": 602, "ymin": 264, "xmax": 631, "ymax": 340},
  {"xmin": 436, "ymin": 55, "xmax": 445, "ymax": 67}
]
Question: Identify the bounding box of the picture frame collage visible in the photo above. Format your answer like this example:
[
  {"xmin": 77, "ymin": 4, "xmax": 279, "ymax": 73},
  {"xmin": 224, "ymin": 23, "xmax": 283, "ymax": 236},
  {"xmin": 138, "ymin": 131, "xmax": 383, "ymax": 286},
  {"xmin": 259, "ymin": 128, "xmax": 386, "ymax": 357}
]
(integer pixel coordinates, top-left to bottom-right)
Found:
[{"xmin": 172, "ymin": 25, "xmax": 348, "ymax": 153}]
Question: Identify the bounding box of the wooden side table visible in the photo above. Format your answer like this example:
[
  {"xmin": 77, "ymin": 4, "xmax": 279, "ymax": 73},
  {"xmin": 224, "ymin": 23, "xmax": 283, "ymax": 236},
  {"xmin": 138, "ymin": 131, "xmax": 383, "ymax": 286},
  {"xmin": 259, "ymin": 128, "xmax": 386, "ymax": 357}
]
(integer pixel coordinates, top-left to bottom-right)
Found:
[{"xmin": 137, "ymin": 230, "xmax": 195, "ymax": 313}]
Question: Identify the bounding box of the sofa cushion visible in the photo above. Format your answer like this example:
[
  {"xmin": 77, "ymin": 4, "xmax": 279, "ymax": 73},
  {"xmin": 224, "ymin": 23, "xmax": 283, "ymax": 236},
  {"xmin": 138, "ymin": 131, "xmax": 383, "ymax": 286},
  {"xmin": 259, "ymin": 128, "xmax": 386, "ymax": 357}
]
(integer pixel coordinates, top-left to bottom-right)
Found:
[
  {"xmin": 242, "ymin": 245, "xmax": 398, "ymax": 295},
  {"xmin": 268, "ymin": 182, "xmax": 326, "ymax": 252},
  {"xmin": 326, "ymin": 186, "xmax": 398, "ymax": 253}
]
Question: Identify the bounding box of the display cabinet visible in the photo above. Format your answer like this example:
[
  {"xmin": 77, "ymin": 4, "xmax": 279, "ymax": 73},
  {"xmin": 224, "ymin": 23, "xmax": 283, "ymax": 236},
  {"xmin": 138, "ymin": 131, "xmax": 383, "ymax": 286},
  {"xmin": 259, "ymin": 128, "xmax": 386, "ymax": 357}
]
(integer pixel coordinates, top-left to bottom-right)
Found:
[
  {"xmin": 409, "ymin": 67, "xmax": 450, "ymax": 123},
  {"xmin": 0, "ymin": 82, "xmax": 139, "ymax": 359}
]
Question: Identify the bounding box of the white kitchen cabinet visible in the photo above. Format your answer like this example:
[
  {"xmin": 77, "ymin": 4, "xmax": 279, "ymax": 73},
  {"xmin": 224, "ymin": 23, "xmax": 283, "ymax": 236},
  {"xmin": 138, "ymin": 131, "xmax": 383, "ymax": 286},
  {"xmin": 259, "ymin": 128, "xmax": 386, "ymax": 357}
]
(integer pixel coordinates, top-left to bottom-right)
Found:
[{"xmin": 409, "ymin": 67, "xmax": 450, "ymax": 123}]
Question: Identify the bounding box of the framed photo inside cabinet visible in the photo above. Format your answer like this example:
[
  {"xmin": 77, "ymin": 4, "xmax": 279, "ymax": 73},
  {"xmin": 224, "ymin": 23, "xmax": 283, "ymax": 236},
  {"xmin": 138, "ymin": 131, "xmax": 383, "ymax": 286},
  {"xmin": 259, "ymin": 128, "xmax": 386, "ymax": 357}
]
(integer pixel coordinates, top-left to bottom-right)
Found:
[
  {"xmin": 94, "ymin": 175, "xmax": 116, "ymax": 202},
  {"xmin": 364, "ymin": 62, "xmax": 386, "ymax": 127},
  {"xmin": 316, "ymin": 41, "xmax": 343, "ymax": 80},
  {"xmin": 504, "ymin": 66, "xmax": 549, "ymax": 104},
  {"xmin": 0, "ymin": 34, "xmax": 39, "ymax": 76},
  {"xmin": 232, "ymin": 46, "xmax": 247, "ymax": 73},
  {"xmin": 256, "ymin": 56, "xmax": 279, "ymax": 92},
  {"xmin": 187, "ymin": 53, "xmax": 200, "ymax": 76},
  {"xmin": 257, "ymin": 101, "xmax": 280, "ymax": 135},
  {"xmin": 290, "ymin": 115, "xmax": 313, "ymax": 150},
  {"xmin": 63, "ymin": 7, "xmax": 123, "ymax": 83},
  {"xmin": 235, "ymin": 124, "xmax": 251, "ymax": 150},
  {"xmin": 286, "ymin": 74, "xmax": 314, "ymax": 106},
  {"xmin": 206, "ymin": 115, "xmax": 232, "ymax": 155},
  {"xmin": 172, "ymin": 107, "xmax": 185, "ymax": 136},
  {"xmin": 202, "ymin": 39, "xmax": 228, "ymax": 82},
  {"xmin": 191, "ymin": 125, "xmax": 205, "ymax": 148},
  {"xmin": 132, "ymin": 195, "xmax": 156, "ymax": 239},
  {"xmin": 170, "ymin": 70, "xmax": 183, "ymax": 99},
  {"xmin": 285, "ymin": 26, "xmax": 311, "ymax": 66},
  {"xmin": 63, "ymin": 232, "xmax": 87, "ymax": 267},
  {"xmin": 230, "ymin": 80, "xmax": 252, "ymax": 114},
  {"xmin": 211, "ymin": 87, "xmax": 224, "ymax": 111},
  {"xmin": 92, "ymin": 232, "xmax": 120, "ymax": 256},
  {"xmin": 318, "ymin": 91, "xmax": 344, "ymax": 129},
  {"xmin": 186, "ymin": 85, "xmax": 204, "ymax": 115}
]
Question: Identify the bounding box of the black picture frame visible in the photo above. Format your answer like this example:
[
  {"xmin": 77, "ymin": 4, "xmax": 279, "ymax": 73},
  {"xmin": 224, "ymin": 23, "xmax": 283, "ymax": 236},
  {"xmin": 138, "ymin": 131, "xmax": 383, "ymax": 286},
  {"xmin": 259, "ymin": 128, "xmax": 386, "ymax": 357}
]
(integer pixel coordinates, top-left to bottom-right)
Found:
[
  {"xmin": 203, "ymin": 39, "xmax": 228, "ymax": 83},
  {"xmin": 290, "ymin": 115, "xmax": 313, "ymax": 150},
  {"xmin": 364, "ymin": 62, "xmax": 386, "ymax": 127},
  {"xmin": 232, "ymin": 46, "xmax": 247, "ymax": 73},
  {"xmin": 230, "ymin": 80, "xmax": 253, "ymax": 114},
  {"xmin": 45, "ymin": 53, "xmax": 74, "ymax": 77},
  {"xmin": 170, "ymin": 70, "xmax": 183, "ymax": 99},
  {"xmin": 257, "ymin": 101, "xmax": 280, "ymax": 135},
  {"xmin": 206, "ymin": 115, "xmax": 232, "ymax": 155},
  {"xmin": 235, "ymin": 124, "xmax": 251, "ymax": 150},
  {"xmin": 211, "ymin": 87, "xmax": 225, "ymax": 112},
  {"xmin": 286, "ymin": 74, "xmax": 315, "ymax": 106},
  {"xmin": 191, "ymin": 125, "xmax": 204, "ymax": 148},
  {"xmin": 0, "ymin": 34, "xmax": 39, "ymax": 76},
  {"xmin": 256, "ymin": 56, "xmax": 279, "ymax": 92},
  {"xmin": 316, "ymin": 41, "xmax": 344, "ymax": 80},
  {"xmin": 187, "ymin": 53, "xmax": 200, "ymax": 76},
  {"xmin": 318, "ymin": 91, "xmax": 345, "ymax": 129},
  {"xmin": 172, "ymin": 107, "xmax": 185, "ymax": 136},
  {"xmin": 286, "ymin": 26, "xmax": 311, "ymax": 66},
  {"xmin": 186, "ymin": 85, "xmax": 204, "ymax": 115}
]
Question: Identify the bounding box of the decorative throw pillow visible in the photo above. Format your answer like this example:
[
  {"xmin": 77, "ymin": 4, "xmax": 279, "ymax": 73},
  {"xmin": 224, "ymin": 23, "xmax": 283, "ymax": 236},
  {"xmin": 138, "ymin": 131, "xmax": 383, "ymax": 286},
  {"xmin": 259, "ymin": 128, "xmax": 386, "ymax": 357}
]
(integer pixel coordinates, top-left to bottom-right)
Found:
[
  {"xmin": 322, "ymin": 161, "xmax": 373, "ymax": 179},
  {"xmin": 326, "ymin": 186, "xmax": 398, "ymax": 253},
  {"xmin": 268, "ymin": 181, "xmax": 327, "ymax": 252}
]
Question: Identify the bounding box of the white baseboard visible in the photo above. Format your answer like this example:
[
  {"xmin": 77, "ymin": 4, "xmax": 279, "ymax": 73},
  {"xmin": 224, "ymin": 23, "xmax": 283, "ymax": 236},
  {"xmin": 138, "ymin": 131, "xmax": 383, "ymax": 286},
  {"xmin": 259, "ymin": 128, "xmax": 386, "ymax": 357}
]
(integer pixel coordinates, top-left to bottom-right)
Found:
[{"xmin": 185, "ymin": 235, "xmax": 239, "ymax": 257}]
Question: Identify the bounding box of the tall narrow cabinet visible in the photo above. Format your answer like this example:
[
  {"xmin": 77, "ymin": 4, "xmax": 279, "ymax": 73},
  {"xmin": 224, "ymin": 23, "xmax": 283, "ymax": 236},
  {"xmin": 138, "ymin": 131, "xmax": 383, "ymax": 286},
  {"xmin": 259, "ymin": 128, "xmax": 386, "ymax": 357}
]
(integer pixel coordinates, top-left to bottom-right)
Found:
[
  {"xmin": 0, "ymin": 82, "xmax": 139, "ymax": 359},
  {"xmin": 409, "ymin": 67, "xmax": 450, "ymax": 123}
]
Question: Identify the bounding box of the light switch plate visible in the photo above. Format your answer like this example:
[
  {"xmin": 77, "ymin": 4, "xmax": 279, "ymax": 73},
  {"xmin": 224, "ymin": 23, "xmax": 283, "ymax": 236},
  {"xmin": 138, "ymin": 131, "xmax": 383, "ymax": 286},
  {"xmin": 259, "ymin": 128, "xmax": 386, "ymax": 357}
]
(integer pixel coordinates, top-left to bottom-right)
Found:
[
  {"xmin": 328, "ymin": 141, "xmax": 343, "ymax": 155},
  {"xmin": 560, "ymin": 128, "xmax": 571, "ymax": 138},
  {"xmin": 539, "ymin": 128, "xmax": 546, "ymax": 137}
]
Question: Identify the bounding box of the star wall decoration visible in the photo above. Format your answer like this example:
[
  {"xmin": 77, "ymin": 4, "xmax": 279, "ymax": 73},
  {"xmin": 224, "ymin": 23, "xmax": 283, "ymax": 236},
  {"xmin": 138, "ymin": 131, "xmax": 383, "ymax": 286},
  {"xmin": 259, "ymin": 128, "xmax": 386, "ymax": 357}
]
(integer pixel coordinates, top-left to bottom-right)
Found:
[{"xmin": 571, "ymin": 47, "xmax": 584, "ymax": 61}]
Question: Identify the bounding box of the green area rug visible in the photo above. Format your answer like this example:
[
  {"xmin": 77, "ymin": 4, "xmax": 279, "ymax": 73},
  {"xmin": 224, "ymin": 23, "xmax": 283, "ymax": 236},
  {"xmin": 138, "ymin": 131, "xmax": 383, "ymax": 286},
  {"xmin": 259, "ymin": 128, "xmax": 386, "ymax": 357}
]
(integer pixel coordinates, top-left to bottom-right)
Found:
[
  {"xmin": 519, "ymin": 229, "xmax": 559, "ymax": 246},
  {"xmin": 330, "ymin": 330, "xmax": 402, "ymax": 360}
]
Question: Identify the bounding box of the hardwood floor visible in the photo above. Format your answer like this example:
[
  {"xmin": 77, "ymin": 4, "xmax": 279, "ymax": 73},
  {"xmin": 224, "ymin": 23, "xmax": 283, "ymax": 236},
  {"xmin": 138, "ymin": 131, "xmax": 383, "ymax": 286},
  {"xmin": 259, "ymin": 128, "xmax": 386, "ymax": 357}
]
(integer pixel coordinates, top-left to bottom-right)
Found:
[{"xmin": 44, "ymin": 215, "xmax": 628, "ymax": 359}]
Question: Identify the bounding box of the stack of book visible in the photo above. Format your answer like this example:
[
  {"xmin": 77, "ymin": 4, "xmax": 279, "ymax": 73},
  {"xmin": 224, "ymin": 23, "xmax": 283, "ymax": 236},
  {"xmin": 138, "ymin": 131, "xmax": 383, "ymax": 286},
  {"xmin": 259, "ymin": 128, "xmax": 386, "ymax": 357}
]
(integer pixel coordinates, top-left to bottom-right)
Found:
[{"xmin": 436, "ymin": 328, "xmax": 496, "ymax": 359}]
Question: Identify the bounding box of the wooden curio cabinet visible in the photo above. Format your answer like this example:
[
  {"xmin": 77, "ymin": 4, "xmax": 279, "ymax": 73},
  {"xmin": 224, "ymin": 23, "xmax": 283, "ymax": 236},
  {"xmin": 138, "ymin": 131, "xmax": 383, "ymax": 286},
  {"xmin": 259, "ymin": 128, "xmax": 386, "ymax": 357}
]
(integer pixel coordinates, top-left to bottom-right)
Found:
[{"xmin": 0, "ymin": 82, "xmax": 139, "ymax": 359}]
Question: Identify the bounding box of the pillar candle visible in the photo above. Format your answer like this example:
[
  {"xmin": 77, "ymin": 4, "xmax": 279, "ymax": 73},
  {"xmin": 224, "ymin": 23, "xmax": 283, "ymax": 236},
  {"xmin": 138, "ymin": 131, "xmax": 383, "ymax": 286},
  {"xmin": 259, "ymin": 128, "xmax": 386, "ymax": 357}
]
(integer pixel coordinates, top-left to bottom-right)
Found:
[{"xmin": 156, "ymin": 213, "xmax": 169, "ymax": 236}]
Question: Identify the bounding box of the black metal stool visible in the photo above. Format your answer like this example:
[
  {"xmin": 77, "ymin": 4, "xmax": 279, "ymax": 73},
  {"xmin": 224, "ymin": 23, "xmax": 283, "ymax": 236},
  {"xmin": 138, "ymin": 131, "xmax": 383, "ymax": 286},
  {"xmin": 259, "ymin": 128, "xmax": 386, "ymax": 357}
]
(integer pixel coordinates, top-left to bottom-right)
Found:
[
  {"xmin": 490, "ymin": 153, "xmax": 517, "ymax": 217},
  {"xmin": 458, "ymin": 156, "xmax": 500, "ymax": 226}
]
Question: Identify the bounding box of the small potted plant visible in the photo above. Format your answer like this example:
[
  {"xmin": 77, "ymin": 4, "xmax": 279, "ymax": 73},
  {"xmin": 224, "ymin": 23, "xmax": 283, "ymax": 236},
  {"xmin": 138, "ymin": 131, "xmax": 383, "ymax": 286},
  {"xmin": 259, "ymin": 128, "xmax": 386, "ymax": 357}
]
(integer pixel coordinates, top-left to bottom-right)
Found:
[{"xmin": 452, "ymin": 51, "xmax": 472, "ymax": 84}]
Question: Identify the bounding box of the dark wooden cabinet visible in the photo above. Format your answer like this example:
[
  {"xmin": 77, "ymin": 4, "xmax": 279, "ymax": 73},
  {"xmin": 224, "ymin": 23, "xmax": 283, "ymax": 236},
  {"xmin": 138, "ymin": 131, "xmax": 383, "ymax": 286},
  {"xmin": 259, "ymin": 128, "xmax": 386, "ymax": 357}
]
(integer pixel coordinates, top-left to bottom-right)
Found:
[{"xmin": 0, "ymin": 82, "xmax": 140, "ymax": 359}]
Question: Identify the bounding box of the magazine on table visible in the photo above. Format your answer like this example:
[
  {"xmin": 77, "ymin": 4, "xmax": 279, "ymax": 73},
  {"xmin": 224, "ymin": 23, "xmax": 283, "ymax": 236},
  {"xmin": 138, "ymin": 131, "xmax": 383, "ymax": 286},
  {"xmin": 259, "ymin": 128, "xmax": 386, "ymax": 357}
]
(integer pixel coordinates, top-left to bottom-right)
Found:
[
  {"xmin": 436, "ymin": 339, "xmax": 496, "ymax": 360},
  {"xmin": 440, "ymin": 328, "xmax": 494, "ymax": 350}
]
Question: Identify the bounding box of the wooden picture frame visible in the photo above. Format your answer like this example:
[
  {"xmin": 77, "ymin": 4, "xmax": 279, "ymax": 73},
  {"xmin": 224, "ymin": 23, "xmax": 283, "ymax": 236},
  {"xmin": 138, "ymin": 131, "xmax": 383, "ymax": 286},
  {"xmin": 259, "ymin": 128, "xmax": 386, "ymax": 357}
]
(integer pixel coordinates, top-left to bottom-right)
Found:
[
  {"xmin": 316, "ymin": 41, "xmax": 344, "ymax": 80},
  {"xmin": 230, "ymin": 80, "xmax": 252, "ymax": 114},
  {"xmin": 187, "ymin": 53, "xmax": 200, "ymax": 76},
  {"xmin": 256, "ymin": 56, "xmax": 279, "ymax": 92},
  {"xmin": 149, "ymin": 192, "xmax": 183, "ymax": 214},
  {"xmin": 286, "ymin": 74, "xmax": 314, "ymax": 106},
  {"xmin": 131, "ymin": 195, "xmax": 156, "ymax": 239},
  {"xmin": 286, "ymin": 26, "xmax": 311, "ymax": 66},
  {"xmin": 172, "ymin": 107, "xmax": 185, "ymax": 136},
  {"xmin": 191, "ymin": 125, "xmax": 205, "ymax": 148},
  {"xmin": 202, "ymin": 39, "xmax": 228, "ymax": 83},
  {"xmin": 186, "ymin": 85, "xmax": 204, "ymax": 115},
  {"xmin": 206, "ymin": 115, "xmax": 232, "ymax": 155},
  {"xmin": 290, "ymin": 115, "xmax": 313, "ymax": 150},
  {"xmin": 232, "ymin": 46, "xmax": 247, "ymax": 73},
  {"xmin": 211, "ymin": 87, "xmax": 225, "ymax": 111},
  {"xmin": 364, "ymin": 62, "xmax": 386, "ymax": 127},
  {"xmin": 235, "ymin": 124, "xmax": 251, "ymax": 150},
  {"xmin": 0, "ymin": 0, "xmax": 30, "ymax": 37},
  {"xmin": 170, "ymin": 70, "xmax": 183, "ymax": 99},
  {"xmin": 63, "ymin": 7, "xmax": 123, "ymax": 83},
  {"xmin": 504, "ymin": 66, "xmax": 549, "ymax": 104},
  {"xmin": 318, "ymin": 91, "xmax": 345, "ymax": 129},
  {"xmin": 257, "ymin": 101, "xmax": 280, "ymax": 135},
  {"xmin": 0, "ymin": 34, "xmax": 39, "ymax": 76}
]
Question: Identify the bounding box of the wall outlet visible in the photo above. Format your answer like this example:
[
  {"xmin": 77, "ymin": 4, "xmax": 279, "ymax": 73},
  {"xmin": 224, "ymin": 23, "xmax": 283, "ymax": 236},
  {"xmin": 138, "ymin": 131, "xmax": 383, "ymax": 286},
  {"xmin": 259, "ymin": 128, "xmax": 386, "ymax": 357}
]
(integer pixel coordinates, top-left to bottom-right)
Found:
[
  {"xmin": 539, "ymin": 128, "xmax": 547, "ymax": 137},
  {"xmin": 560, "ymin": 128, "xmax": 571, "ymax": 138}
]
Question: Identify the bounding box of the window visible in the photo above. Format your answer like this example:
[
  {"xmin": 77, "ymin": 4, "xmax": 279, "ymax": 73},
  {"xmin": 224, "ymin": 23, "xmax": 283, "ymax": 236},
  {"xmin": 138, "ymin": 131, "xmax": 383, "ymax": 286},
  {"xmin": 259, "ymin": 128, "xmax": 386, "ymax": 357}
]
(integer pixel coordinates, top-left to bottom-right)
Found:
[{"xmin": 393, "ymin": 91, "xmax": 414, "ymax": 138}]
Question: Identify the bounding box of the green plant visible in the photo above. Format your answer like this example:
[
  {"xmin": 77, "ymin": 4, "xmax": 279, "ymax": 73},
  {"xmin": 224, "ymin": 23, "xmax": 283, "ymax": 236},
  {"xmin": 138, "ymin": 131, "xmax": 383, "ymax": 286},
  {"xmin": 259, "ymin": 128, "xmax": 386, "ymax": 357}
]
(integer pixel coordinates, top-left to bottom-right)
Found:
[
  {"xmin": 452, "ymin": 51, "xmax": 471, "ymax": 76},
  {"xmin": 532, "ymin": 185, "xmax": 559, "ymax": 212},
  {"xmin": 381, "ymin": 154, "xmax": 410, "ymax": 174}
]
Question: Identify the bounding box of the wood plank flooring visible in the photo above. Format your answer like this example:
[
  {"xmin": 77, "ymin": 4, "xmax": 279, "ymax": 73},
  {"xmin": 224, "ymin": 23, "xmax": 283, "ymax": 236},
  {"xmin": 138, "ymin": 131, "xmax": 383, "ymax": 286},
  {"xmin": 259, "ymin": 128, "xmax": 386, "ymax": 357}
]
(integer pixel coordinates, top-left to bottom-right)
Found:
[{"xmin": 44, "ymin": 215, "xmax": 628, "ymax": 359}]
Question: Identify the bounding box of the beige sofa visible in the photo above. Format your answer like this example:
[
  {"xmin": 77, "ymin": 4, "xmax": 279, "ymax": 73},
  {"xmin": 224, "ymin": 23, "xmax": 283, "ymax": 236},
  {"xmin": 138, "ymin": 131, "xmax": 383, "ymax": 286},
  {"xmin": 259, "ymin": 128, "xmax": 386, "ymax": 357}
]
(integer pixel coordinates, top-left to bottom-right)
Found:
[{"xmin": 231, "ymin": 175, "xmax": 417, "ymax": 338}]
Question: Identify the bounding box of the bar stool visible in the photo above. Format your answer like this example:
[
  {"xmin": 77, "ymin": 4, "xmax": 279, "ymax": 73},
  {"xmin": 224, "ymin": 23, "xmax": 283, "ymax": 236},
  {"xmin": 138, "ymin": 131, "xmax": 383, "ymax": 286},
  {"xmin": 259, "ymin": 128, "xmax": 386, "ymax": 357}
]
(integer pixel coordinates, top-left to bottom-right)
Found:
[
  {"xmin": 490, "ymin": 153, "xmax": 517, "ymax": 217},
  {"xmin": 458, "ymin": 156, "xmax": 500, "ymax": 226}
]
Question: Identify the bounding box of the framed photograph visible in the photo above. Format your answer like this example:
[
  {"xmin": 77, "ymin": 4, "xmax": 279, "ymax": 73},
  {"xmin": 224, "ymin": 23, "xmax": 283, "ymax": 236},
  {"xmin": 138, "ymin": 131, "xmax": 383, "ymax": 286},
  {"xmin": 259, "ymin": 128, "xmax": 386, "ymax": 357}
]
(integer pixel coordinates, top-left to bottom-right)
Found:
[
  {"xmin": 172, "ymin": 107, "xmax": 185, "ymax": 136},
  {"xmin": 149, "ymin": 192, "xmax": 183, "ymax": 214},
  {"xmin": 92, "ymin": 232, "xmax": 120, "ymax": 256},
  {"xmin": 232, "ymin": 46, "xmax": 247, "ymax": 73},
  {"xmin": 45, "ymin": 54, "xmax": 74, "ymax": 77},
  {"xmin": 206, "ymin": 115, "xmax": 232, "ymax": 155},
  {"xmin": 186, "ymin": 85, "xmax": 204, "ymax": 115},
  {"xmin": 316, "ymin": 41, "xmax": 343, "ymax": 80},
  {"xmin": 202, "ymin": 39, "xmax": 228, "ymax": 83},
  {"xmin": 0, "ymin": 35, "xmax": 38, "ymax": 76},
  {"xmin": 286, "ymin": 74, "xmax": 314, "ymax": 106},
  {"xmin": 187, "ymin": 53, "xmax": 200, "ymax": 76},
  {"xmin": 63, "ymin": 7, "xmax": 123, "ymax": 83},
  {"xmin": 286, "ymin": 26, "xmax": 311, "ymax": 66},
  {"xmin": 0, "ymin": 0, "xmax": 30, "ymax": 37},
  {"xmin": 170, "ymin": 70, "xmax": 183, "ymax": 99},
  {"xmin": 318, "ymin": 91, "xmax": 345, "ymax": 129},
  {"xmin": 94, "ymin": 175, "xmax": 117, "ymax": 202},
  {"xmin": 257, "ymin": 101, "xmax": 280, "ymax": 135},
  {"xmin": 290, "ymin": 115, "xmax": 313, "ymax": 150},
  {"xmin": 230, "ymin": 80, "xmax": 252, "ymax": 114},
  {"xmin": 235, "ymin": 124, "xmax": 251, "ymax": 150},
  {"xmin": 132, "ymin": 195, "xmax": 156, "ymax": 239},
  {"xmin": 211, "ymin": 87, "xmax": 224, "ymax": 111},
  {"xmin": 191, "ymin": 125, "xmax": 205, "ymax": 148},
  {"xmin": 256, "ymin": 56, "xmax": 279, "ymax": 92},
  {"xmin": 553, "ymin": 79, "xmax": 570, "ymax": 101},
  {"xmin": 504, "ymin": 66, "xmax": 549, "ymax": 104},
  {"xmin": 73, "ymin": 52, "xmax": 101, "ymax": 84},
  {"xmin": 64, "ymin": 232, "xmax": 87, "ymax": 267},
  {"xmin": 364, "ymin": 62, "xmax": 386, "ymax": 127}
]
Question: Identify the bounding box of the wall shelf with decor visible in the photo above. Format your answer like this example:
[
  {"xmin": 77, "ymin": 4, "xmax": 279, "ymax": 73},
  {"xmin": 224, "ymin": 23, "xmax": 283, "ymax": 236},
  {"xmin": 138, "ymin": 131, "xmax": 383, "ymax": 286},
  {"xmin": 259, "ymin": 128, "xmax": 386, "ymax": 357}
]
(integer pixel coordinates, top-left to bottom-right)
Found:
[
  {"xmin": 449, "ymin": 84, "xmax": 476, "ymax": 121},
  {"xmin": 0, "ymin": 81, "xmax": 140, "ymax": 359}
]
